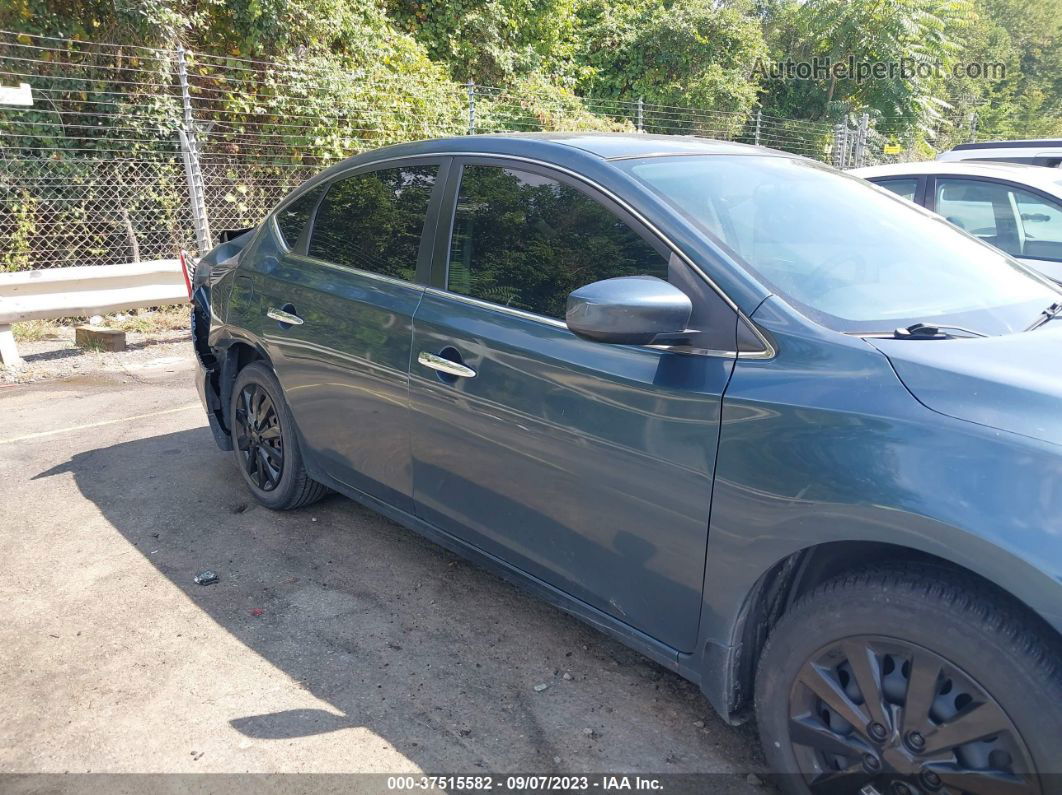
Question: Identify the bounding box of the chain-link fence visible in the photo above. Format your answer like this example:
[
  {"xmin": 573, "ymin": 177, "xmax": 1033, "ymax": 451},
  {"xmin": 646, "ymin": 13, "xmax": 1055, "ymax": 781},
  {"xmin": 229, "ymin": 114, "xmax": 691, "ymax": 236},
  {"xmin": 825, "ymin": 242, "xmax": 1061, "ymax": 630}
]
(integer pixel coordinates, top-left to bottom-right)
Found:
[{"xmin": 0, "ymin": 30, "xmax": 1008, "ymax": 272}]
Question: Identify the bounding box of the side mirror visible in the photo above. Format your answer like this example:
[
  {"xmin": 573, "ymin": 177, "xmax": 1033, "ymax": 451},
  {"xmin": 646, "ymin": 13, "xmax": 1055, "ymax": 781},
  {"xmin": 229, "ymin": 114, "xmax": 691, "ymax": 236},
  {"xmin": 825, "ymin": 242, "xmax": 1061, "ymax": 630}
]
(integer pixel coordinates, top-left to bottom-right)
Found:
[{"xmin": 565, "ymin": 275, "xmax": 693, "ymax": 345}]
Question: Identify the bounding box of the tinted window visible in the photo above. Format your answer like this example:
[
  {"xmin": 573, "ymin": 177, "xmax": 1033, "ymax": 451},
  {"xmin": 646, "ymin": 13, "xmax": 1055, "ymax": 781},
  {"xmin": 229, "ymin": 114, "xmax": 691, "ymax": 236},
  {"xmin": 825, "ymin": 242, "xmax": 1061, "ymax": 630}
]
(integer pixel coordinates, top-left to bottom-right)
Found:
[
  {"xmin": 874, "ymin": 177, "xmax": 919, "ymax": 201},
  {"xmin": 447, "ymin": 166, "xmax": 669, "ymax": 319},
  {"xmin": 275, "ymin": 186, "xmax": 324, "ymax": 248},
  {"xmin": 308, "ymin": 165, "xmax": 437, "ymax": 280},
  {"xmin": 936, "ymin": 178, "xmax": 1062, "ymax": 262}
]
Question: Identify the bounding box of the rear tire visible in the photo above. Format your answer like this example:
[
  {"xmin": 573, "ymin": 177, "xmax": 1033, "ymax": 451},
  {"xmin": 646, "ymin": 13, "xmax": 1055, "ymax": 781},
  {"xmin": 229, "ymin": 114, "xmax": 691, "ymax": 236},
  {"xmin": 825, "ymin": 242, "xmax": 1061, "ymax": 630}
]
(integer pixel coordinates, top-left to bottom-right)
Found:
[
  {"xmin": 755, "ymin": 564, "xmax": 1062, "ymax": 794},
  {"xmin": 229, "ymin": 361, "xmax": 328, "ymax": 510}
]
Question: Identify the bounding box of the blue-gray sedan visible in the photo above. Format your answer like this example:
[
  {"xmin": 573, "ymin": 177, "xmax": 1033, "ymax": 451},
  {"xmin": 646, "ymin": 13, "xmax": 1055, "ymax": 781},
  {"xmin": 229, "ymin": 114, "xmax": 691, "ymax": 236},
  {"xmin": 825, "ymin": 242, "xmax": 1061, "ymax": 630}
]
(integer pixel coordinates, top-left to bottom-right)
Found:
[{"xmin": 191, "ymin": 134, "xmax": 1062, "ymax": 793}]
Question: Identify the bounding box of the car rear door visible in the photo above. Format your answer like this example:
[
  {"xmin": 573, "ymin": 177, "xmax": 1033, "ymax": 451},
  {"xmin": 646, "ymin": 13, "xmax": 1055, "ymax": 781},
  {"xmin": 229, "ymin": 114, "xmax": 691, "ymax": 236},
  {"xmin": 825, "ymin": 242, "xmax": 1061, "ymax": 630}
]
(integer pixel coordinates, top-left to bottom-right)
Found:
[
  {"xmin": 408, "ymin": 158, "xmax": 741, "ymax": 652},
  {"xmin": 869, "ymin": 175, "xmax": 926, "ymax": 205},
  {"xmin": 254, "ymin": 158, "xmax": 449, "ymax": 512}
]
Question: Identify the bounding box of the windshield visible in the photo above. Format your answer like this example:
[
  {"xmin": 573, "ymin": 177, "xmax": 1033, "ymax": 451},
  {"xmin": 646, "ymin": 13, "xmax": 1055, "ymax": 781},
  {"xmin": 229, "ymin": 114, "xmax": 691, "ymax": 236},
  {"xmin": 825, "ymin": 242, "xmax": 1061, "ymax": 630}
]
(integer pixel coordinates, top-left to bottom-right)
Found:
[{"xmin": 619, "ymin": 155, "xmax": 1060, "ymax": 334}]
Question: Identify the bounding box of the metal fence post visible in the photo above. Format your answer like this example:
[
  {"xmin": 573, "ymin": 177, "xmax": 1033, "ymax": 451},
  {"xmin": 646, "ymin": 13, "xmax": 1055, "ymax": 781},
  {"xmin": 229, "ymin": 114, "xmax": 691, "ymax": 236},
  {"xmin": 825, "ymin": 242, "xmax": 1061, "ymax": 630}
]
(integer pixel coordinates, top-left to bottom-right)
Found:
[
  {"xmin": 754, "ymin": 109, "xmax": 762, "ymax": 147},
  {"xmin": 467, "ymin": 80, "xmax": 476, "ymax": 135},
  {"xmin": 832, "ymin": 122, "xmax": 848, "ymax": 168},
  {"xmin": 175, "ymin": 46, "xmax": 212, "ymax": 253},
  {"xmin": 636, "ymin": 97, "xmax": 644, "ymax": 133},
  {"xmin": 969, "ymin": 112, "xmax": 979, "ymax": 143},
  {"xmin": 854, "ymin": 113, "xmax": 869, "ymax": 167}
]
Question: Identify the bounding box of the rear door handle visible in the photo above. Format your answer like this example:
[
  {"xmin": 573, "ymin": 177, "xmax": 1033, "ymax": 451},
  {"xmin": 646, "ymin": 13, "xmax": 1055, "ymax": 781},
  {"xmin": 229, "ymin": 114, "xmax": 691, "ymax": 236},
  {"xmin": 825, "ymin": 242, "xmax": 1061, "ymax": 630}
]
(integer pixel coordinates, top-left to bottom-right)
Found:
[
  {"xmin": 267, "ymin": 306, "xmax": 304, "ymax": 326},
  {"xmin": 418, "ymin": 351, "xmax": 476, "ymax": 378}
]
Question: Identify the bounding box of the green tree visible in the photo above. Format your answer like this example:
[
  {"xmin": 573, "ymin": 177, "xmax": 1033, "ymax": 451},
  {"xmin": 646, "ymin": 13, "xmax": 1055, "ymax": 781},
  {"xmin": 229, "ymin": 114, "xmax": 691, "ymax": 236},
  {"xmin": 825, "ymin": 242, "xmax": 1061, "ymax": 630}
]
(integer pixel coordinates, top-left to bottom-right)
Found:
[
  {"xmin": 957, "ymin": 0, "xmax": 1062, "ymax": 139},
  {"xmin": 576, "ymin": 0, "xmax": 768, "ymax": 129},
  {"xmin": 761, "ymin": 0, "xmax": 971, "ymax": 134},
  {"xmin": 385, "ymin": 0, "xmax": 582, "ymax": 85}
]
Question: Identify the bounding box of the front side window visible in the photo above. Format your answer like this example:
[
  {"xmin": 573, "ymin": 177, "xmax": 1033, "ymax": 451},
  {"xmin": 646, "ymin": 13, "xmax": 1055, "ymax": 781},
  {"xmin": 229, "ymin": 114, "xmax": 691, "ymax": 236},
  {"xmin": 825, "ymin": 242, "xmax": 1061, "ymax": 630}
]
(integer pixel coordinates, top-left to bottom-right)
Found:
[
  {"xmin": 308, "ymin": 165, "xmax": 437, "ymax": 281},
  {"xmin": 275, "ymin": 186, "xmax": 324, "ymax": 248},
  {"xmin": 447, "ymin": 165, "xmax": 669, "ymax": 319},
  {"xmin": 619, "ymin": 155, "xmax": 1058, "ymax": 335},
  {"xmin": 1015, "ymin": 191, "xmax": 1062, "ymax": 261},
  {"xmin": 935, "ymin": 178, "xmax": 1018, "ymax": 253},
  {"xmin": 936, "ymin": 178, "xmax": 1062, "ymax": 263}
]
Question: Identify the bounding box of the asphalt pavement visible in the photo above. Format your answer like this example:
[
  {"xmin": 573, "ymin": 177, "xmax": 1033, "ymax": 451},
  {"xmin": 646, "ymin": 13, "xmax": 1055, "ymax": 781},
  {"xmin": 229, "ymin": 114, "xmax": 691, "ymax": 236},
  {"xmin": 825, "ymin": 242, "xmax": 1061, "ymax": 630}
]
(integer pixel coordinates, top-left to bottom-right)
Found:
[{"xmin": 0, "ymin": 345, "xmax": 768, "ymax": 790}]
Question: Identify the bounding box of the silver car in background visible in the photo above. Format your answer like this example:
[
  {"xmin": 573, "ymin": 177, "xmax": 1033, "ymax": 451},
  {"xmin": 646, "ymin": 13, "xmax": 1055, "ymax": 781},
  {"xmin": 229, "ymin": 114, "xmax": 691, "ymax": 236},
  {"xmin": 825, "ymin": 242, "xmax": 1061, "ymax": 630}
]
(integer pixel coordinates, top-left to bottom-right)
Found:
[{"xmin": 936, "ymin": 139, "xmax": 1062, "ymax": 168}]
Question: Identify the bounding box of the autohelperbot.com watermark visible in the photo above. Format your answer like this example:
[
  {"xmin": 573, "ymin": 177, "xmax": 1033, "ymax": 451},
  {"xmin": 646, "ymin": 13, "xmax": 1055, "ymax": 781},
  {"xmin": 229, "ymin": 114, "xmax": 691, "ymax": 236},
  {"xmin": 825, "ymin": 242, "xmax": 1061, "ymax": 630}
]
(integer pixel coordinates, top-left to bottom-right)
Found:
[{"xmin": 753, "ymin": 56, "xmax": 1006, "ymax": 82}]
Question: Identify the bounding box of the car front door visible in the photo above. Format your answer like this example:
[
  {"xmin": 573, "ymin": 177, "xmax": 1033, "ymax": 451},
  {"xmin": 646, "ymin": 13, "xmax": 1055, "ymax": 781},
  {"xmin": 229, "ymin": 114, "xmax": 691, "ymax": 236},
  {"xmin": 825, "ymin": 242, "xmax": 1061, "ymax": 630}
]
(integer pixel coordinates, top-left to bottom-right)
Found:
[
  {"xmin": 408, "ymin": 159, "xmax": 740, "ymax": 652},
  {"xmin": 253, "ymin": 158, "xmax": 447, "ymax": 512}
]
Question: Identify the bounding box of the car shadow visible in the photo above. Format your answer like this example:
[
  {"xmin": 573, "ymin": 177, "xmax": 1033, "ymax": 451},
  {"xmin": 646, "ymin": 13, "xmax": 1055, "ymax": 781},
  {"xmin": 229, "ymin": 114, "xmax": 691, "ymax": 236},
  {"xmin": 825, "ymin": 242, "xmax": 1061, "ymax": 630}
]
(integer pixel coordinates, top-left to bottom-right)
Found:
[{"xmin": 34, "ymin": 426, "xmax": 765, "ymax": 783}]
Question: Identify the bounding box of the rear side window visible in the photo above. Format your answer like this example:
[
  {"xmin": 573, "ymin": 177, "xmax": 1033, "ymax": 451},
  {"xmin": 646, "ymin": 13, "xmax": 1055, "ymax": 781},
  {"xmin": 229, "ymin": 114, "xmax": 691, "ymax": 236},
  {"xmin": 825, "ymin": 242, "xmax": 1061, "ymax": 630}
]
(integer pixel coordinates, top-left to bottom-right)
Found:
[
  {"xmin": 308, "ymin": 165, "xmax": 437, "ymax": 281},
  {"xmin": 275, "ymin": 186, "xmax": 324, "ymax": 248},
  {"xmin": 873, "ymin": 177, "xmax": 919, "ymax": 202},
  {"xmin": 447, "ymin": 165, "xmax": 669, "ymax": 319}
]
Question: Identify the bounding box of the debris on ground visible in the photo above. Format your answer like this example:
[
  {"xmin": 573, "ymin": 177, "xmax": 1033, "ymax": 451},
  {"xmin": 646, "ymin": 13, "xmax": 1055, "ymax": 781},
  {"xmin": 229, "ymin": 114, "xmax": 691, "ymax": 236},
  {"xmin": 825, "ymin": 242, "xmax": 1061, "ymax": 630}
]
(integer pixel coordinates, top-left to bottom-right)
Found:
[
  {"xmin": 250, "ymin": 608, "xmax": 264, "ymax": 617},
  {"xmin": 533, "ymin": 683, "xmax": 549, "ymax": 692},
  {"xmin": 194, "ymin": 570, "xmax": 219, "ymax": 586},
  {"xmin": 746, "ymin": 773, "xmax": 764, "ymax": 786},
  {"xmin": 562, "ymin": 672, "xmax": 573, "ymax": 681}
]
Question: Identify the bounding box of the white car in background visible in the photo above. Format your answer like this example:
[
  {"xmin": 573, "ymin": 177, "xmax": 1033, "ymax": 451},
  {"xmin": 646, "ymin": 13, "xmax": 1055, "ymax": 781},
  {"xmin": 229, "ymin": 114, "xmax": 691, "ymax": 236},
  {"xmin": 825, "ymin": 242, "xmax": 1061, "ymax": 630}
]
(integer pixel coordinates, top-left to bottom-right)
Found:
[{"xmin": 851, "ymin": 161, "xmax": 1062, "ymax": 282}]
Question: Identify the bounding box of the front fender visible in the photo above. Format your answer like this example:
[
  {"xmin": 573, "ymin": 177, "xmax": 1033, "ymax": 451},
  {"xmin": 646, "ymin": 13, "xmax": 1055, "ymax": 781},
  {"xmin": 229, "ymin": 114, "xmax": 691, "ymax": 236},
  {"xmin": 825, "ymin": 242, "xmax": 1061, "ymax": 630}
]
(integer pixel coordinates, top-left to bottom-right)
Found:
[{"xmin": 698, "ymin": 303, "xmax": 1062, "ymax": 713}]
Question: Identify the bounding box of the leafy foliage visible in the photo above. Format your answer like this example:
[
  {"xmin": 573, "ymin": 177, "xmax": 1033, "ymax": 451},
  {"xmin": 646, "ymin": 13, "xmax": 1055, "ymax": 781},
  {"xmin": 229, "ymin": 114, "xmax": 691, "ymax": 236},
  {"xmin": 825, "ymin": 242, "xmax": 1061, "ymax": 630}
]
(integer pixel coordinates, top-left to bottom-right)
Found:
[
  {"xmin": 2, "ymin": 0, "xmax": 1061, "ymax": 272},
  {"xmin": 577, "ymin": 0, "xmax": 767, "ymax": 124},
  {"xmin": 385, "ymin": 0, "xmax": 582, "ymax": 85}
]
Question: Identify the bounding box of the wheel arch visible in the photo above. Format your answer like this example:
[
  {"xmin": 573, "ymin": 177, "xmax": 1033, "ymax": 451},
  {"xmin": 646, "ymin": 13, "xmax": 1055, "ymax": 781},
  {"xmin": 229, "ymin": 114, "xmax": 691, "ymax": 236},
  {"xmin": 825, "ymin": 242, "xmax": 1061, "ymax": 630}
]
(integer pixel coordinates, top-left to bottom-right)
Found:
[
  {"xmin": 212, "ymin": 337, "xmax": 272, "ymax": 435},
  {"xmin": 709, "ymin": 539, "xmax": 1062, "ymax": 724}
]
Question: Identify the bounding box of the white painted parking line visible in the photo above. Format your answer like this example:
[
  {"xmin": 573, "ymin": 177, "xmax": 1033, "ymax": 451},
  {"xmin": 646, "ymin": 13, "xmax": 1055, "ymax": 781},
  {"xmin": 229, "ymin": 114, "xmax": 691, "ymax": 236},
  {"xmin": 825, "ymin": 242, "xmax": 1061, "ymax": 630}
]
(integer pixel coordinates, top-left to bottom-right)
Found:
[{"xmin": 0, "ymin": 403, "xmax": 200, "ymax": 445}]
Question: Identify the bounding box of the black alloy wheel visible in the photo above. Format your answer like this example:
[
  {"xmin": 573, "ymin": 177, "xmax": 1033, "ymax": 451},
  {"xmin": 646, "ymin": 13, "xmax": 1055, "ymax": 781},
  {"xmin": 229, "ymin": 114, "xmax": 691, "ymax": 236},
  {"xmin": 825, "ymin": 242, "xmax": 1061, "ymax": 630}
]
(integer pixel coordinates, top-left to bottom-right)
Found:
[
  {"xmin": 233, "ymin": 382, "xmax": 284, "ymax": 491},
  {"xmin": 789, "ymin": 636, "xmax": 1038, "ymax": 794}
]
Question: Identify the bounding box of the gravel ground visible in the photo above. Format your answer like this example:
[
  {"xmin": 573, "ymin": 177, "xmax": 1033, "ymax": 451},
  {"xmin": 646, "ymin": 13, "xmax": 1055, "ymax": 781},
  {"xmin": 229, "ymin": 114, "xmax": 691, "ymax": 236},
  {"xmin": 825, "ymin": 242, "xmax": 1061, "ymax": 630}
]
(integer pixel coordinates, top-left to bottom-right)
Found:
[
  {"xmin": 1, "ymin": 326, "xmax": 191, "ymax": 385},
  {"xmin": 0, "ymin": 335, "xmax": 771, "ymax": 793}
]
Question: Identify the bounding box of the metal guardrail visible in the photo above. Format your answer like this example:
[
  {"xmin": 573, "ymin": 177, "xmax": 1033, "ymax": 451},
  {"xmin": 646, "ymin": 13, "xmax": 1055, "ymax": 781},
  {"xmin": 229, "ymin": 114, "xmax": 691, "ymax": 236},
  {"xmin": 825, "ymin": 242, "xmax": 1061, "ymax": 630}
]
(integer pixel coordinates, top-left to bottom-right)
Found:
[{"xmin": 0, "ymin": 258, "xmax": 189, "ymax": 367}]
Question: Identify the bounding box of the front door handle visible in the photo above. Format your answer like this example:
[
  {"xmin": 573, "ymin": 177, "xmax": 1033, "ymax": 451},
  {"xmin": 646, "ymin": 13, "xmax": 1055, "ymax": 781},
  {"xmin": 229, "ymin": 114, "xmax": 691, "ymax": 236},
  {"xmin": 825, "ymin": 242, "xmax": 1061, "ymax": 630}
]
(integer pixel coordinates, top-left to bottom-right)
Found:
[
  {"xmin": 267, "ymin": 306, "xmax": 304, "ymax": 326},
  {"xmin": 418, "ymin": 351, "xmax": 476, "ymax": 379}
]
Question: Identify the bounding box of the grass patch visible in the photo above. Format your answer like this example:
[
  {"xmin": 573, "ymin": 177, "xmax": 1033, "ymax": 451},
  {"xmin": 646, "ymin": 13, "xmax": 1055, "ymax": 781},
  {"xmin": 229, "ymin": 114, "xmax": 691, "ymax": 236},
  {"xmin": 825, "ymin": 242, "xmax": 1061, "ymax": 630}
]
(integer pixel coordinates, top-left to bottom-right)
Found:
[
  {"xmin": 106, "ymin": 304, "xmax": 190, "ymax": 334},
  {"xmin": 13, "ymin": 319, "xmax": 63, "ymax": 342},
  {"xmin": 77, "ymin": 338, "xmax": 108, "ymax": 353},
  {"xmin": 12, "ymin": 304, "xmax": 189, "ymax": 344}
]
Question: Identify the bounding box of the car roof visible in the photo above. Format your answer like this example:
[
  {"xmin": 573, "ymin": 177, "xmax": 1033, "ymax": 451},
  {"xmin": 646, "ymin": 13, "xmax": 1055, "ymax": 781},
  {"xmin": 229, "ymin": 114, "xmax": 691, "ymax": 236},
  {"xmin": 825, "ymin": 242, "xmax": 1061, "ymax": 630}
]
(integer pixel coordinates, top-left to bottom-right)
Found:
[
  {"xmin": 849, "ymin": 160, "xmax": 1062, "ymax": 194},
  {"xmin": 462, "ymin": 133, "xmax": 777, "ymax": 160},
  {"xmin": 950, "ymin": 139, "xmax": 1062, "ymax": 151},
  {"xmin": 329, "ymin": 132, "xmax": 793, "ymax": 167}
]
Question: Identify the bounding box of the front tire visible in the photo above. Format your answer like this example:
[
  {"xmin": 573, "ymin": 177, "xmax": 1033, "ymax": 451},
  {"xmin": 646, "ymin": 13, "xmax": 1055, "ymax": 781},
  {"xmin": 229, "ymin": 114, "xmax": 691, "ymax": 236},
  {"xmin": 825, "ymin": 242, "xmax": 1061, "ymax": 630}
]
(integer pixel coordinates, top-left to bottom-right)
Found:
[
  {"xmin": 229, "ymin": 361, "xmax": 328, "ymax": 510},
  {"xmin": 755, "ymin": 564, "xmax": 1062, "ymax": 794}
]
